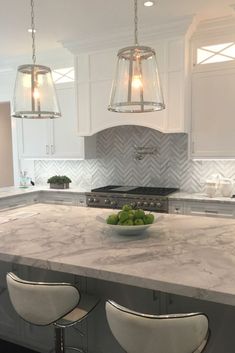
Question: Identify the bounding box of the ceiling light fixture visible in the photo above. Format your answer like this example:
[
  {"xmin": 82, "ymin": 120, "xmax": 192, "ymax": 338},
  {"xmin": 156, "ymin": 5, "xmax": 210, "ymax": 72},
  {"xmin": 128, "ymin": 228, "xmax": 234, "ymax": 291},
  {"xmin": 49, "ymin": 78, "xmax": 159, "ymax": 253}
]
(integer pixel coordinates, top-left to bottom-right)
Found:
[
  {"xmin": 108, "ymin": 0, "xmax": 165, "ymax": 113},
  {"xmin": 144, "ymin": 1, "xmax": 155, "ymax": 7},
  {"xmin": 12, "ymin": 0, "xmax": 61, "ymax": 119}
]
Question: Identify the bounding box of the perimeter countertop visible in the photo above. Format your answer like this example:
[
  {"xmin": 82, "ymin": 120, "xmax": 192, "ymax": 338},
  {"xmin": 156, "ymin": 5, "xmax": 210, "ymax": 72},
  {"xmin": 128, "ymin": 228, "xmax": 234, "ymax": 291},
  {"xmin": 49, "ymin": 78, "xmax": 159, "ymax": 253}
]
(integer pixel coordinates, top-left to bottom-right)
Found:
[
  {"xmin": 169, "ymin": 192, "xmax": 235, "ymax": 204},
  {"xmin": 0, "ymin": 186, "xmax": 90, "ymax": 200},
  {"xmin": 0, "ymin": 203, "xmax": 235, "ymax": 306}
]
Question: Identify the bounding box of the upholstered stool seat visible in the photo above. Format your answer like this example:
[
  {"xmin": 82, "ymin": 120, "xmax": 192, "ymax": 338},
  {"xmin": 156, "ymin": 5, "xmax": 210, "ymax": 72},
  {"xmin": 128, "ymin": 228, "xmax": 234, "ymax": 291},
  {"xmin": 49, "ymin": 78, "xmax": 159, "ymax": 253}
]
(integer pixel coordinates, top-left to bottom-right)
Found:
[
  {"xmin": 7, "ymin": 272, "xmax": 99, "ymax": 353},
  {"xmin": 106, "ymin": 300, "xmax": 210, "ymax": 353}
]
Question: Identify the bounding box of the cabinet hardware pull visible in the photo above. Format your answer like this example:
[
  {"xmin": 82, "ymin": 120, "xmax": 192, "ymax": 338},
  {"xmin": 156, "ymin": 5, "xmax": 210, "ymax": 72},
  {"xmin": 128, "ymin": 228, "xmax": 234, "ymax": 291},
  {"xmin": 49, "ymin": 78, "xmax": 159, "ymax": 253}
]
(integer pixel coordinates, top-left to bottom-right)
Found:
[
  {"xmin": 205, "ymin": 210, "xmax": 218, "ymax": 214},
  {"xmin": 51, "ymin": 145, "xmax": 55, "ymax": 154},
  {"xmin": 46, "ymin": 145, "xmax": 49, "ymax": 154}
]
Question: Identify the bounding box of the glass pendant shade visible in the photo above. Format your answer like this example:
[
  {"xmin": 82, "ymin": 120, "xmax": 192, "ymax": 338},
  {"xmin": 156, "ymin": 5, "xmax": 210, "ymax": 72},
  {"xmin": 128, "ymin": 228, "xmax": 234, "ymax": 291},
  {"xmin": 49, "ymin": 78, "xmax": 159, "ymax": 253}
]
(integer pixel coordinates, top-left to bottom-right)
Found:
[
  {"xmin": 12, "ymin": 64, "xmax": 61, "ymax": 119},
  {"xmin": 108, "ymin": 45, "xmax": 165, "ymax": 113}
]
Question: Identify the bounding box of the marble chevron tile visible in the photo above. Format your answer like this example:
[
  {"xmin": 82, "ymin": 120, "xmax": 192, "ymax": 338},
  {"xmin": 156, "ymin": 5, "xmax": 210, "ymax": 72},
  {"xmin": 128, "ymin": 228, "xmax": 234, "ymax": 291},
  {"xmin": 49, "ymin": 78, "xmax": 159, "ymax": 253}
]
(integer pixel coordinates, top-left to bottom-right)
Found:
[{"xmin": 35, "ymin": 125, "xmax": 235, "ymax": 193}]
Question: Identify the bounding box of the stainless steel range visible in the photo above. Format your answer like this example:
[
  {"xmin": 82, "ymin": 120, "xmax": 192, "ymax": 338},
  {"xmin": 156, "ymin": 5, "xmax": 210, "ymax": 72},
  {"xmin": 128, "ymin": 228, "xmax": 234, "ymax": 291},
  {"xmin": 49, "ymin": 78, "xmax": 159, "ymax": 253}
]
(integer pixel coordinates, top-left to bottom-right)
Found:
[{"xmin": 86, "ymin": 185, "xmax": 178, "ymax": 213}]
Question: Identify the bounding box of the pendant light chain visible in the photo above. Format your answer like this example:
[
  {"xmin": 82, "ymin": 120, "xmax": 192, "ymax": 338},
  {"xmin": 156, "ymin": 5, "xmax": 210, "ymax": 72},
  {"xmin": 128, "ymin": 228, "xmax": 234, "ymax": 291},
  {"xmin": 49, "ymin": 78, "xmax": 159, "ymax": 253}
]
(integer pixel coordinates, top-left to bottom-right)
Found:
[
  {"xmin": 31, "ymin": 0, "xmax": 36, "ymax": 64},
  {"xmin": 134, "ymin": 0, "xmax": 139, "ymax": 45}
]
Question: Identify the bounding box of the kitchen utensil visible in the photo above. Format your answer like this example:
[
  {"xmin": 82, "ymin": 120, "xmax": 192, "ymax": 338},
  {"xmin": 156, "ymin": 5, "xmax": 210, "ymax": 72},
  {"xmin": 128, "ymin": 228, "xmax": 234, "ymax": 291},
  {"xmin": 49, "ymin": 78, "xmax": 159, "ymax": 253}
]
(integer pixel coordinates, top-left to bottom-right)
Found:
[
  {"xmin": 205, "ymin": 181, "xmax": 217, "ymax": 197},
  {"xmin": 219, "ymin": 178, "xmax": 234, "ymax": 197}
]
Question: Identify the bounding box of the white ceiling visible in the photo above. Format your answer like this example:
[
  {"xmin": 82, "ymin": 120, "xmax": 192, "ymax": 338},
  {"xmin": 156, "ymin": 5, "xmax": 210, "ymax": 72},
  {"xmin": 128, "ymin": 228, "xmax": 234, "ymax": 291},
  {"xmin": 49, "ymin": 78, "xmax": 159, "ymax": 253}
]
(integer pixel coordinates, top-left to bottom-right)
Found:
[{"xmin": 0, "ymin": 0, "xmax": 234, "ymax": 59}]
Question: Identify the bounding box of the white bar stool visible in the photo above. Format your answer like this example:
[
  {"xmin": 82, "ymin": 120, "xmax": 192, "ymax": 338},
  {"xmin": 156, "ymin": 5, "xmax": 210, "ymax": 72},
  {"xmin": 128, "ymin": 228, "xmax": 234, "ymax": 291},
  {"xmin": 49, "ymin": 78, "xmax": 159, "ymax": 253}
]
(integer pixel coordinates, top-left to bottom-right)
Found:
[
  {"xmin": 7, "ymin": 272, "xmax": 100, "ymax": 353},
  {"xmin": 106, "ymin": 300, "xmax": 210, "ymax": 353}
]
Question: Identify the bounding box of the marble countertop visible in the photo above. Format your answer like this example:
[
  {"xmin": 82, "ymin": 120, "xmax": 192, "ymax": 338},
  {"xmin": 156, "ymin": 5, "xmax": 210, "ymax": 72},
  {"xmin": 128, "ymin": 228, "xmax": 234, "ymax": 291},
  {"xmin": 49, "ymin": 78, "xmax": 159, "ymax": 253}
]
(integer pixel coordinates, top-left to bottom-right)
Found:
[
  {"xmin": 1, "ymin": 203, "xmax": 235, "ymax": 306},
  {"xmin": 0, "ymin": 186, "xmax": 89, "ymax": 200},
  {"xmin": 169, "ymin": 192, "xmax": 235, "ymax": 204},
  {"xmin": 1, "ymin": 187, "xmax": 235, "ymax": 204}
]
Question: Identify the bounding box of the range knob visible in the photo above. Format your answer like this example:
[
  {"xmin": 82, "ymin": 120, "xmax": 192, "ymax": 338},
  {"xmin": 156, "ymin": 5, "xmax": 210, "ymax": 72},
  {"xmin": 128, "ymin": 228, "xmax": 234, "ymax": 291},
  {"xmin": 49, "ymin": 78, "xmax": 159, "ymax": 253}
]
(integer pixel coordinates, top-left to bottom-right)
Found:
[
  {"xmin": 105, "ymin": 199, "xmax": 110, "ymax": 204},
  {"xmin": 150, "ymin": 202, "xmax": 156, "ymax": 207},
  {"xmin": 130, "ymin": 201, "xmax": 136, "ymax": 208},
  {"xmin": 156, "ymin": 202, "xmax": 162, "ymax": 208},
  {"xmin": 88, "ymin": 197, "xmax": 94, "ymax": 203},
  {"xmin": 93, "ymin": 198, "xmax": 99, "ymax": 203},
  {"xmin": 143, "ymin": 201, "xmax": 149, "ymax": 207},
  {"xmin": 110, "ymin": 200, "xmax": 117, "ymax": 206},
  {"xmin": 137, "ymin": 201, "xmax": 142, "ymax": 207}
]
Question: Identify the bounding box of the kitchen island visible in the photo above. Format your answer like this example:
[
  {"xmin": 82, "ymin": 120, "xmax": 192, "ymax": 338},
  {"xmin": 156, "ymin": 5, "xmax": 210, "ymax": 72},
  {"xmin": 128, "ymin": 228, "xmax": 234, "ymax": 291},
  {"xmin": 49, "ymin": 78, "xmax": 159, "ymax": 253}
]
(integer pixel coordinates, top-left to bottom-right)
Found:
[{"xmin": 0, "ymin": 203, "xmax": 235, "ymax": 306}]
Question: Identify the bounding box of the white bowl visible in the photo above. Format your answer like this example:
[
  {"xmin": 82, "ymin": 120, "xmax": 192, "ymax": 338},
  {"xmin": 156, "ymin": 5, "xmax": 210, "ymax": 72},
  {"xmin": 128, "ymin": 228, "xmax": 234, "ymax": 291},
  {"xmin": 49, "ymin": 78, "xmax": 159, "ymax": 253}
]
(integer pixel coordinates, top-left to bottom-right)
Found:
[{"xmin": 96, "ymin": 215, "xmax": 156, "ymax": 236}]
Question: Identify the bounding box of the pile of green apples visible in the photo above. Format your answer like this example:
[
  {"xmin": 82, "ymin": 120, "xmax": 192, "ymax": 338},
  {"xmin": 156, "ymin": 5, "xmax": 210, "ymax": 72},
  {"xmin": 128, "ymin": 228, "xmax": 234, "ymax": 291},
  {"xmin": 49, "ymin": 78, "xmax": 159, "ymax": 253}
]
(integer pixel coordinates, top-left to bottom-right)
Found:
[{"xmin": 106, "ymin": 204, "xmax": 154, "ymax": 226}]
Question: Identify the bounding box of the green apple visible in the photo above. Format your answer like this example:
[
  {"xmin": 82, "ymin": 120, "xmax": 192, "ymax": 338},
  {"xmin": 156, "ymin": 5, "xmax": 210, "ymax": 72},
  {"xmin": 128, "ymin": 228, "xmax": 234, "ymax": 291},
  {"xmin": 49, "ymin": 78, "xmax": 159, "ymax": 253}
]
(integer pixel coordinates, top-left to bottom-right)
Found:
[
  {"xmin": 134, "ymin": 209, "xmax": 145, "ymax": 219},
  {"xmin": 106, "ymin": 214, "xmax": 119, "ymax": 225},
  {"xmin": 143, "ymin": 214, "xmax": 154, "ymax": 224},
  {"xmin": 134, "ymin": 218, "xmax": 144, "ymax": 225}
]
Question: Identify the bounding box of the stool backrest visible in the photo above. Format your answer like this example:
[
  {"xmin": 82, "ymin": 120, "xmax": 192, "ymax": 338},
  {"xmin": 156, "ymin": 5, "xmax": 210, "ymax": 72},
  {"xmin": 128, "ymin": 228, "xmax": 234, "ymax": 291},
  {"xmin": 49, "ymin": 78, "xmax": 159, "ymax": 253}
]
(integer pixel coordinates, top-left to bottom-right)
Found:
[
  {"xmin": 106, "ymin": 300, "xmax": 209, "ymax": 353},
  {"xmin": 7, "ymin": 272, "xmax": 80, "ymax": 326}
]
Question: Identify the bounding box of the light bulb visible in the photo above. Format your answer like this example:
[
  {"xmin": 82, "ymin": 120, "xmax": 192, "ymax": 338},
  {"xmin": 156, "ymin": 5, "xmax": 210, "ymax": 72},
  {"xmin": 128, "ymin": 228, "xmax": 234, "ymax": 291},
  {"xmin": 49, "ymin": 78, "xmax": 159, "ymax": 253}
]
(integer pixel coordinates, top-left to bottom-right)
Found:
[
  {"xmin": 132, "ymin": 75, "xmax": 143, "ymax": 89},
  {"xmin": 33, "ymin": 87, "xmax": 40, "ymax": 100}
]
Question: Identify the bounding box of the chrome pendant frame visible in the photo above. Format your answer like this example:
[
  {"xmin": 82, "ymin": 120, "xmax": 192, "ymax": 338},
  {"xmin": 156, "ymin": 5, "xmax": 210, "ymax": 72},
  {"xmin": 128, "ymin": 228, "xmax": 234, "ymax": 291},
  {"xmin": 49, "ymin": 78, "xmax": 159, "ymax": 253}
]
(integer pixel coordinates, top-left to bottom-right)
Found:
[
  {"xmin": 12, "ymin": 63, "xmax": 61, "ymax": 119},
  {"xmin": 12, "ymin": 0, "xmax": 61, "ymax": 119},
  {"xmin": 108, "ymin": 0, "xmax": 165, "ymax": 114},
  {"xmin": 108, "ymin": 45, "xmax": 165, "ymax": 113}
]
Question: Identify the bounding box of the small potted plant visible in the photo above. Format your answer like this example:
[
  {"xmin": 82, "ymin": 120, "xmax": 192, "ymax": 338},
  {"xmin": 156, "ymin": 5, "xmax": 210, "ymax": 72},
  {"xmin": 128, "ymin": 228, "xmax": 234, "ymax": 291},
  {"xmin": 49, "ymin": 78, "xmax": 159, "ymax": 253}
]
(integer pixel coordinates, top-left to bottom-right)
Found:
[{"xmin": 47, "ymin": 175, "xmax": 72, "ymax": 189}]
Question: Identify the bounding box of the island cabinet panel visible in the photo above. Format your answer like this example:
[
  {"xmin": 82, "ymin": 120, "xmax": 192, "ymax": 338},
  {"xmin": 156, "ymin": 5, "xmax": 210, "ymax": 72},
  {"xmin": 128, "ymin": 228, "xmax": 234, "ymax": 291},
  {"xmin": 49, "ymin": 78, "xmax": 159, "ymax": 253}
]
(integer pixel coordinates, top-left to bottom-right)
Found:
[
  {"xmin": 166, "ymin": 293, "xmax": 235, "ymax": 353},
  {"xmin": 76, "ymin": 37, "xmax": 188, "ymax": 136},
  {"xmin": 0, "ymin": 262, "xmax": 21, "ymax": 345},
  {"xmin": 16, "ymin": 83, "xmax": 96, "ymax": 160}
]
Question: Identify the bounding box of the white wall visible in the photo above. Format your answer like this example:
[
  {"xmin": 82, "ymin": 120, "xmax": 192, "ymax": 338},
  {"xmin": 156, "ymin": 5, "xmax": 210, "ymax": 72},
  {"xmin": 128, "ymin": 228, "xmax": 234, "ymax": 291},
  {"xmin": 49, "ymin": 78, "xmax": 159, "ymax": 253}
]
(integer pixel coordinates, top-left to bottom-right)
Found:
[{"xmin": 0, "ymin": 102, "xmax": 14, "ymax": 187}]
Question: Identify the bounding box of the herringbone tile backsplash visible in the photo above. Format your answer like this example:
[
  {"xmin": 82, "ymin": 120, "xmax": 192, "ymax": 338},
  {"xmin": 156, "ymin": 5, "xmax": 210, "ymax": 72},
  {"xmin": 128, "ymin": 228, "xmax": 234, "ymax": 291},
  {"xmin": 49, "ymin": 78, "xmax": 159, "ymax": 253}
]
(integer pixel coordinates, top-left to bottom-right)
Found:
[{"xmin": 34, "ymin": 126, "xmax": 235, "ymax": 193}]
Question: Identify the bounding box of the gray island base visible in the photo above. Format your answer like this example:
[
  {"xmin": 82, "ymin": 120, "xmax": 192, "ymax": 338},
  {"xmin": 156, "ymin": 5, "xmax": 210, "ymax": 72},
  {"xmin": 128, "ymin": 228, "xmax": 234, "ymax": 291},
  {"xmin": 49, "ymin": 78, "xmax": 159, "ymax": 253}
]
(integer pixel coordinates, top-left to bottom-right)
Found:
[{"xmin": 0, "ymin": 203, "xmax": 235, "ymax": 353}]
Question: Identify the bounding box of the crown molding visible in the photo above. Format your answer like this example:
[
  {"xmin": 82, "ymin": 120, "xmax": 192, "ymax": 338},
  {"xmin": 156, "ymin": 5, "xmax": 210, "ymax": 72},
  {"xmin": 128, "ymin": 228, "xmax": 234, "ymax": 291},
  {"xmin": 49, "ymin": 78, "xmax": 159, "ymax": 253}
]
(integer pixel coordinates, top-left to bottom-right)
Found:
[
  {"xmin": 192, "ymin": 15, "xmax": 235, "ymax": 41},
  {"xmin": 61, "ymin": 15, "xmax": 195, "ymax": 54}
]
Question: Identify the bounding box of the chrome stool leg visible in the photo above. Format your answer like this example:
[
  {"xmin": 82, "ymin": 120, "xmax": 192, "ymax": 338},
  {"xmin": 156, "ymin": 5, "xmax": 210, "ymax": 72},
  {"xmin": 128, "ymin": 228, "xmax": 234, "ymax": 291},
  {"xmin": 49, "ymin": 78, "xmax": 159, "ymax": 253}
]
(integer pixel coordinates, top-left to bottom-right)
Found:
[
  {"xmin": 55, "ymin": 327, "xmax": 65, "ymax": 353},
  {"xmin": 65, "ymin": 347, "xmax": 84, "ymax": 353}
]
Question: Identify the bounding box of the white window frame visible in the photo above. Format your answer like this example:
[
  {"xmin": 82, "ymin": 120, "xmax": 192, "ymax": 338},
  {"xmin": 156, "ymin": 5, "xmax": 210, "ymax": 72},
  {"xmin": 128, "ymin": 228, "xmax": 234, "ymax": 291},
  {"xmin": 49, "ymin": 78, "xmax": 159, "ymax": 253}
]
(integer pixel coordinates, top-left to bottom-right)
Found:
[
  {"xmin": 52, "ymin": 67, "xmax": 75, "ymax": 84},
  {"xmin": 192, "ymin": 36, "xmax": 235, "ymax": 73}
]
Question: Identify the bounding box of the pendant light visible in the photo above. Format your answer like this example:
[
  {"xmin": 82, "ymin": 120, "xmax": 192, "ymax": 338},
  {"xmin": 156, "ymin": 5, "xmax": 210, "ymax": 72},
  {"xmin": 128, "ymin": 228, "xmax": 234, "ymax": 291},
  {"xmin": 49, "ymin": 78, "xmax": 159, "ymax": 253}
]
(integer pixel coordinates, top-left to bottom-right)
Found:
[
  {"xmin": 12, "ymin": 0, "xmax": 61, "ymax": 119},
  {"xmin": 108, "ymin": 0, "xmax": 165, "ymax": 113}
]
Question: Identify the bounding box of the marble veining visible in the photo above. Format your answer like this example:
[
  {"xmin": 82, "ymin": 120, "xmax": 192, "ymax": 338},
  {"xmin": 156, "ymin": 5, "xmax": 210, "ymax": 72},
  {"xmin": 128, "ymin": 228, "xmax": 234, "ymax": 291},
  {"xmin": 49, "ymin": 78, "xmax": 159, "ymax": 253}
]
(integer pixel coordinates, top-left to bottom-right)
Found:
[{"xmin": 1, "ymin": 203, "xmax": 235, "ymax": 306}]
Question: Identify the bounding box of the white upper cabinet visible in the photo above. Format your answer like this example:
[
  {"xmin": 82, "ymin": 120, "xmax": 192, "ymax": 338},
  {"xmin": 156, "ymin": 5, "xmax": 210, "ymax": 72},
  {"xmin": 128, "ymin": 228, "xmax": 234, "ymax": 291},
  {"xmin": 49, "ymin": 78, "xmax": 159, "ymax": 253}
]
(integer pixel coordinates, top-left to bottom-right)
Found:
[
  {"xmin": 191, "ymin": 68, "xmax": 235, "ymax": 158},
  {"xmin": 190, "ymin": 22, "xmax": 235, "ymax": 158},
  {"xmin": 76, "ymin": 37, "xmax": 189, "ymax": 136},
  {"xmin": 17, "ymin": 82, "xmax": 96, "ymax": 159}
]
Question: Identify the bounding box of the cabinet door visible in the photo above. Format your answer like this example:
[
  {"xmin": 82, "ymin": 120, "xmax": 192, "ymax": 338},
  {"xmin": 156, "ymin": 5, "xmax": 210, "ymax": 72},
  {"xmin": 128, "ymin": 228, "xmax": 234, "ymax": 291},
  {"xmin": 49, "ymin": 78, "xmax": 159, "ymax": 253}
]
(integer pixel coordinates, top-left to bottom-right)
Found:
[
  {"xmin": 39, "ymin": 191, "xmax": 77, "ymax": 206},
  {"xmin": 168, "ymin": 200, "xmax": 184, "ymax": 214},
  {"xmin": 51, "ymin": 84, "xmax": 87, "ymax": 159},
  {"xmin": 0, "ymin": 262, "xmax": 20, "ymax": 343},
  {"xmin": 167, "ymin": 293, "xmax": 235, "ymax": 353},
  {"xmin": 191, "ymin": 68, "xmax": 235, "ymax": 158},
  {"xmin": 17, "ymin": 118, "xmax": 50, "ymax": 158},
  {"xmin": 185, "ymin": 201, "xmax": 235, "ymax": 218}
]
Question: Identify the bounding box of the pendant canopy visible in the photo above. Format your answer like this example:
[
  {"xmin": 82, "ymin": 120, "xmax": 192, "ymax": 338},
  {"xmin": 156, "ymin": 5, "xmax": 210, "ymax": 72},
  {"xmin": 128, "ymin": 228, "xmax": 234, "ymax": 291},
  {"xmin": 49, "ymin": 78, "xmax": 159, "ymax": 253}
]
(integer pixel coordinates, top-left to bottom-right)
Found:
[
  {"xmin": 108, "ymin": 0, "xmax": 165, "ymax": 113},
  {"xmin": 13, "ymin": 64, "xmax": 61, "ymax": 119},
  {"xmin": 12, "ymin": 0, "xmax": 61, "ymax": 119}
]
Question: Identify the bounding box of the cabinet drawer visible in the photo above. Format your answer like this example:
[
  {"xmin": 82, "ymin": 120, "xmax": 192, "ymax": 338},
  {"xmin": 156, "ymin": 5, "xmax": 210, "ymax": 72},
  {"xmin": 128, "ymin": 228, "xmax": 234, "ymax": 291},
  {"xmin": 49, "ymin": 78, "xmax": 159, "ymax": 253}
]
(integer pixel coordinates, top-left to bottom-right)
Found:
[
  {"xmin": 40, "ymin": 192, "xmax": 76, "ymax": 206},
  {"xmin": 185, "ymin": 201, "xmax": 235, "ymax": 218},
  {"xmin": 77, "ymin": 195, "xmax": 86, "ymax": 207},
  {"xmin": 0, "ymin": 194, "xmax": 38, "ymax": 212},
  {"xmin": 169, "ymin": 201, "xmax": 184, "ymax": 214}
]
